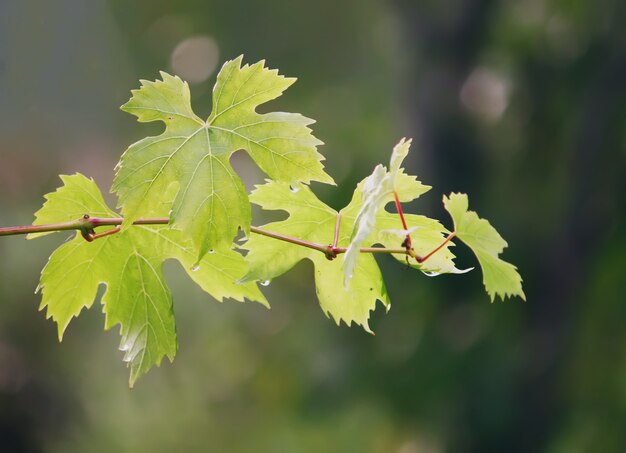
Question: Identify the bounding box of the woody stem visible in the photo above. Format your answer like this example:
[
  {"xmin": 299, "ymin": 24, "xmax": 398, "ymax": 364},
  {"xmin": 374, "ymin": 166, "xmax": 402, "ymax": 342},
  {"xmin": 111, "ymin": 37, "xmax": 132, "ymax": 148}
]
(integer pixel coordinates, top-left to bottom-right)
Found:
[{"xmin": 0, "ymin": 216, "xmax": 411, "ymax": 257}]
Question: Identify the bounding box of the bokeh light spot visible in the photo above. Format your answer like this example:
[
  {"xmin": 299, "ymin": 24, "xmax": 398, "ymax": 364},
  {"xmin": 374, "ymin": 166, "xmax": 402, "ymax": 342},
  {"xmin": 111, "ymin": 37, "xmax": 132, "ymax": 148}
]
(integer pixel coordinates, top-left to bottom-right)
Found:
[
  {"xmin": 460, "ymin": 67, "xmax": 511, "ymax": 122},
  {"xmin": 170, "ymin": 36, "xmax": 219, "ymax": 84}
]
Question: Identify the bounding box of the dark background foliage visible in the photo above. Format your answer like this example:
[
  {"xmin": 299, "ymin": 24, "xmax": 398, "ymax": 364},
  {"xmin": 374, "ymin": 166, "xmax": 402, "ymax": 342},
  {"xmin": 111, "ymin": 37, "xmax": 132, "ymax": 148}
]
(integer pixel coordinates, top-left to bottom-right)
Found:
[{"xmin": 1, "ymin": 0, "xmax": 625, "ymax": 451}]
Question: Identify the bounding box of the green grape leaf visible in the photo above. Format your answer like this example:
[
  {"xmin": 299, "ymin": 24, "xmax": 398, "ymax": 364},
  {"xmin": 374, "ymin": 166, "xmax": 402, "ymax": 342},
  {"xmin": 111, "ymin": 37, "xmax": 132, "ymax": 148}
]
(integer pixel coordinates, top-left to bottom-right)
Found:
[
  {"xmin": 343, "ymin": 138, "xmax": 431, "ymax": 287},
  {"xmin": 443, "ymin": 192, "xmax": 525, "ymax": 302},
  {"xmin": 241, "ymin": 175, "xmax": 459, "ymax": 332},
  {"xmin": 31, "ymin": 174, "xmax": 267, "ymax": 386},
  {"xmin": 113, "ymin": 56, "xmax": 334, "ymax": 260}
]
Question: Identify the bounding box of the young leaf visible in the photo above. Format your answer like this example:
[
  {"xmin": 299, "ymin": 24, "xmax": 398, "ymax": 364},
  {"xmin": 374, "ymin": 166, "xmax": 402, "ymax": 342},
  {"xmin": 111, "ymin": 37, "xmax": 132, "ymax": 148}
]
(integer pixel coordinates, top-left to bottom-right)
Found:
[
  {"xmin": 31, "ymin": 174, "xmax": 267, "ymax": 386},
  {"xmin": 344, "ymin": 180, "xmax": 468, "ymax": 277},
  {"xmin": 443, "ymin": 193, "xmax": 525, "ymax": 302},
  {"xmin": 241, "ymin": 177, "xmax": 459, "ymax": 333},
  {"xmin": 113, "ymin": 56, "xmax": 334, "ymax": 260},
  {"xmin": 343, "ymin": 138, "xmax": 431, "ymax": 287}
]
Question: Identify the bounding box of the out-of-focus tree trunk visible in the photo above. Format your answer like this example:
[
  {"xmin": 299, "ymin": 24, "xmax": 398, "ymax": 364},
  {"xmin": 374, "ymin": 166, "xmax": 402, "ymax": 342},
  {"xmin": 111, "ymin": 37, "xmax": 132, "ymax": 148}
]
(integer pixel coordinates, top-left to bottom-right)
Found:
[{"xmin": 392, "ymin": 0, "xmax": 625, "ymax": 450}]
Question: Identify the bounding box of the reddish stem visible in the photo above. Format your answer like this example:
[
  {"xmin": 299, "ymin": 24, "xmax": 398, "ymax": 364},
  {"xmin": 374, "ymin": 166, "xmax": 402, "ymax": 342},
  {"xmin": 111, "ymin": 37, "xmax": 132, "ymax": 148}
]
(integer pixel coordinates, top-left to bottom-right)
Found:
[
  {"xmin": 413, "ymin": 232, "xmax": 457, "ymax": 264},
  {"xmin": 86, "ymin": 225, "xmax": 122, "ymax": 241},
  {"xmin": 393, "ymin": 191, "xmax": 412, "ymax": 250}
]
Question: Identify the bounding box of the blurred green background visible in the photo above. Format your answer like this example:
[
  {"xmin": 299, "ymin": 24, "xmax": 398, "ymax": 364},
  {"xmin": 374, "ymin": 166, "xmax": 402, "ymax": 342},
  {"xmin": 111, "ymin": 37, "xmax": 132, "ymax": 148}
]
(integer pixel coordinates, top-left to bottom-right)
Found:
[{"xmin": 1, "ymin": 0, "xmax": 625, "ymax": 451}]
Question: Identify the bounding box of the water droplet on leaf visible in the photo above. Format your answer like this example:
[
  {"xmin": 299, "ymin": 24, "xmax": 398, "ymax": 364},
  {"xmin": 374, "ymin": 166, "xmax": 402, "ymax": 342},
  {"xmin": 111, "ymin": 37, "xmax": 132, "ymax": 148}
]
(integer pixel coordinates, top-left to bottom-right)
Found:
[
  {"xmin": 423, "ymin": 271, "xmax": 442, "ymax": 277},
  {"xmin": 209, "ymin": 249, "xmax": 215, "ymax": 254},
  {"xmin": 289, "ymin": 185, "xmax": 300, "ymax": 193},
  {"xmin": 260, "ymin": 280, "xmax": 271, "ymax": 286},
  {"xmin": 191, "ymin": 265, "xmax": 200, "ymax": 272}
]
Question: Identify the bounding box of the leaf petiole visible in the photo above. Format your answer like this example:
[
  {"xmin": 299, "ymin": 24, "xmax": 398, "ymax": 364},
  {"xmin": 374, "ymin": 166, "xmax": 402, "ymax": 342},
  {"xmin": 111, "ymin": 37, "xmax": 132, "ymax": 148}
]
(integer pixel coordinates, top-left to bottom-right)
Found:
[
  {"xmin": 411, "ymin": 232, "xmax": 457, "ymax": 264},
  {"xmin": 82, "ymin": 225, "xmax": 122, "ymax": 242}
]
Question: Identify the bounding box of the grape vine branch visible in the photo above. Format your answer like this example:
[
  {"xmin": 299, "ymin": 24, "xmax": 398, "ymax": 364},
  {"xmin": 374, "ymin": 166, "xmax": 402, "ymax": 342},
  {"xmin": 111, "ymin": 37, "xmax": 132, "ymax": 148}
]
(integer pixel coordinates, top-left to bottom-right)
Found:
[
  {"xmin": 0, "ymin": 214, "xmax": 452, "ymax": 262},
  {"xmin": 0, "ymin": 56, "xmax": 525, "ymax": 385}
]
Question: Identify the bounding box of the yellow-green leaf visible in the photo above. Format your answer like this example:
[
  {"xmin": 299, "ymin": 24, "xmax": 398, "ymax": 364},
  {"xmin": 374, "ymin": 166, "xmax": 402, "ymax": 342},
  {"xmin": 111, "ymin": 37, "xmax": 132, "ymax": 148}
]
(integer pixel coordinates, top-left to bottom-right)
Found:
[
  {"xmin": 33, "ymin": 174, "xmax": 266, "ymax": 386},
  {"xmin": 443, "ymin": 192, "xmax": 525, "ymax": 302},
  {"xmin": 113, "ymin": 56, "xmax": 334, "ymax": 260}
]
